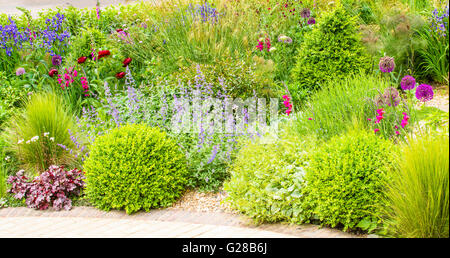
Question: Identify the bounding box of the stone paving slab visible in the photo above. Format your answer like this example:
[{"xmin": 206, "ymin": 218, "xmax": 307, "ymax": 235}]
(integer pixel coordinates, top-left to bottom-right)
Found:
[{"xmin": 0, "ymin": 207, "xmax": 363, "ymax": 238}]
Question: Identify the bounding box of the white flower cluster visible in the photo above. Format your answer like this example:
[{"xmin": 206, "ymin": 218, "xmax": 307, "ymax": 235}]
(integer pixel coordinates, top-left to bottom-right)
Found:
[{"xmin": 17, "ymin": 132, "xmax": 55, "ymax": 145}]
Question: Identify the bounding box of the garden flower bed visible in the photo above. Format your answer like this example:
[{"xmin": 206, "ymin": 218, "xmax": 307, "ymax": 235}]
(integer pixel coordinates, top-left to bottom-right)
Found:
[{"xmin": 0, "ymin": 0, "xmax": 448, "ymax": 238}]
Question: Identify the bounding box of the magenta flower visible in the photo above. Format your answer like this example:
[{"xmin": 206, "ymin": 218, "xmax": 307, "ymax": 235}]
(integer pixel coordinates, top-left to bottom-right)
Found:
[
  {"xmin": 415, "ymin": 84, "xmax": 434, "ymax": 102},
  {"xmin": 379, "ymin": 56, "xmax": 395, "ymax": 73},
  {"xmin": 256, "ymin": 40, "xmax": 264, "ymax": 51},
  {"xmin": 374, "ymin": 128, "xmax": 380, "ymax": 133},
  {"xmin": 307, "ymin": 17, "xmax": 316, "ymax": 25},
  {"xmin": 400, "ymin": 75, "xmax": 416, "ymax": 90}
]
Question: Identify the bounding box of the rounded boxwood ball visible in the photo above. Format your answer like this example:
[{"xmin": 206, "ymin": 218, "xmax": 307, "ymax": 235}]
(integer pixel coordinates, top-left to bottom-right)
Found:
[{"xmin": 84, "ymin": 124, "xmax": 189, "ymax": 214}]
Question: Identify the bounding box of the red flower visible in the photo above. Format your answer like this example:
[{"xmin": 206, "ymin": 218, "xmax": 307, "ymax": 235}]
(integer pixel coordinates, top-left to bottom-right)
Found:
[
  {"xmin": 48, "ymin": 69, "xmax": 58, "ymax": 77},
  {"xmin": 116, "ymin": 28, "xmax": 123, "ymax": 33},
  {"xmin": 122, "ymin": 57, "xmax": 132, "ymax": 67},
  {"xmin": 115, "ymin": 72, "xmax": 126, "ymax": 79},
  {"xmin": 98, "ymin": 50, "xmax": 111, "ymax": 59},
  {"xmin": 77, "ymin": 56, "xmax": 87, "ymax": 64}
]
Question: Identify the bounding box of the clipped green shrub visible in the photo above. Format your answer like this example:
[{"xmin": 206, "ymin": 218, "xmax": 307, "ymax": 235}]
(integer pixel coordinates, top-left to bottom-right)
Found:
[
  {"xmin": 224, "ymin": 126, "xmax": 313, "ymax": 224},
  {"xmin": 83, "ymin": 124, "xmax": 189, "ymax": 214},
  {"xmin": 302, "ymin": 127, "xmax": 397, "ymax": 232},
  {"xmin": 290, "ymin": 5, "xmax": 371, "ymax": 104},
  {"xmin": 3, "ymin": 92, "xmax": 77, "ymax": 174},
  {"xmin": 384, "ymin": 131, "xmax": 449, "ymax": 238},
  {"xmin": 294, "ymin": 73, "xmax": 389, "ymax": 140}
]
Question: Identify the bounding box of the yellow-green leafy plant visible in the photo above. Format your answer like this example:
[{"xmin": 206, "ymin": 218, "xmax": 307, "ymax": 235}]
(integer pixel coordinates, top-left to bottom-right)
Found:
[
  {"xmin": 83, "ymin": 124, "xmax": 189, "ymax": 214},
  {"xmin": 224, "ymin": 125, "xmax": 314, "ymax": 224}
]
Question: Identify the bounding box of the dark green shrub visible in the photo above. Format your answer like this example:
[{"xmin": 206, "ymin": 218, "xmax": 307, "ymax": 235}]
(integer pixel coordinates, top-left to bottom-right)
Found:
[
  {"xmin": 83, "ymin": 124, "xmax": 189, "ymax": 214},
  {"xmin": 290, "ymin": 5, "xmax": 371, "ymax": 104},
  {"xmin": 302, "ymin": 127, "xmax": 397, "ymax": 232}
]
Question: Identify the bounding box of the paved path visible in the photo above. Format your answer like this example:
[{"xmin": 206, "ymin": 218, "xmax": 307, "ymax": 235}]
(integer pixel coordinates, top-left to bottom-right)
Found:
[{"xmin": 0, "ymin": 207, "xmax": 361, "ymax": 238}]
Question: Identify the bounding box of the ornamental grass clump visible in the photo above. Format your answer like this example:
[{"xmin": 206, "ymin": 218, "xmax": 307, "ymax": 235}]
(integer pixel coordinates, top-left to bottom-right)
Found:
[
  {"xmin": 83, "ymin": 124, "xmax": 189, "ymax": 214},
  {"xmin": 3, "ymin": 92, "xmax": 77, "ymax": 174},
  {"xmin": 383, "ymin": 131, "xmax": 449, "ymax": 238}
]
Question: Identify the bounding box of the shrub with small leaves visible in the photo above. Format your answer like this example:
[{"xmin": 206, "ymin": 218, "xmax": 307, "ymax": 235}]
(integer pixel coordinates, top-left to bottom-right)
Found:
[
  {"xmin": 83, "ymin": 124, "xmax": 189, "ymax": 214},
  {"xmin": 301, "ymin": 127, "xmax": 397, "ymax": 232},
  {"xmin": 7, "ymin": 165, "xmax": 85, "ymax": 210},
  {"xmin": 290, "ymin": 5, "xmax": 371, "ymax": 104}
]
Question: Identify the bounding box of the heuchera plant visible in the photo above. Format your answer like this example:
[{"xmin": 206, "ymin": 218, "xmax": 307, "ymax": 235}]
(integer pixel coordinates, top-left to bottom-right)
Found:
[{"xmin": 7, "ymin": 165, "xmax": 85, "ymax": 210}]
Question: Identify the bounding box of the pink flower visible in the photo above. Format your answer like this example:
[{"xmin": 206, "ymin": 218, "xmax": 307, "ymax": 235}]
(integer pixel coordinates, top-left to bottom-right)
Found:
[
  {"xmin": 401, "ymin": 120, "xmax": 408, "ymax": 128},
  {"xmin": 374, "ymin": 128, "xmax": 380, "ymax": 133},
  {"xmin": 376, "ymin": 108, "xmax": 385, "ymax": 116},
  {"xmin": 395, "ymin": 131, "xmax": 400, "ymax": 135},
  {"xmin": 308, "ymin": 117, "xmax": 313, "ymax": 120},
  {"xmin": 256, "ymin": 40, "xmax": 264, "ymax": 51},
  {"xmin": 265, "ymin": 38, "xmax": 271, "ymax": 51},
  {"xmin": 367, "ymin": 118, "xmax": 372, "ymax": 121}
]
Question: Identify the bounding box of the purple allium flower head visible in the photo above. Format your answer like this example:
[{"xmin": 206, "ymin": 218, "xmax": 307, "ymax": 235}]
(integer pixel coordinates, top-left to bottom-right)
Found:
[
  {"xmin": 400, "ymin": 75, "xmax": 416, "ymax": 90},
  {"xmin": 379, "ymin": 56, "xmax": 395, "ymax": 73},
  {"xmin": 277, "ymin": 35, "xmax": 292, "ymax": 44},
  {"xmin": 307, "ymin": 17, "xmax": 316, "ymax": 25},
  {"xmin": 383, "ymin": 87, "xmax": 401, "ymax": 107},
  {"xmin": 15, "ymin": 67, "xmax": 25, "ymax": 76},
  {"xmin": 415, "ymin": 84, "xmax": 434, "ymax": 102},
  {"xmin": 52, "ymin": 55, "xmax": 62, "ymax": 66},
  {"xmin": 300, "ymin": 8, "xmax": 311, "ymax": 18}
]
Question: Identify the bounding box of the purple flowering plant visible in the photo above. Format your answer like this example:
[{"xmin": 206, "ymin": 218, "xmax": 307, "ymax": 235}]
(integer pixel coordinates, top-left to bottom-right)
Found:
[{"xmin": 62, "ymin": 66, "xmax": 262, "ymax": 191}]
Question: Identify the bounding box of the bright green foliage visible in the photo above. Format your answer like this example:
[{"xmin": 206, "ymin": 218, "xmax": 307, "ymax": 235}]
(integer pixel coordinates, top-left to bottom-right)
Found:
[
  {"xmin": 164, "ymin": 56, "xmax": 278, "ymax": 99},
  {"xmin": 302, "ymin": 127, "xmax": 397, "ymax": 231},
  {"xmin": 3, "ymin": 92, "xmax": 76, "ymax": 174},
  {"xmin": 290, "ymin": 6, "xmax": 371, "ymax": 104},
  {"xmin": 83, "ymin": 124, "xmax": 189, "ymax": 214},
  {"xmin": 384, "ymin": 131, "xmax": 449, "ymax": 238},
  {"xmin": 294, "ymin": 73, "xmax": 389, "ymax": 140},
  {"xmin": 224, "ymin": 127, "xmax": 313, "ymax": 224}
]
